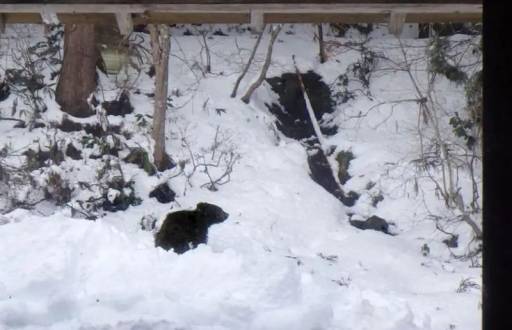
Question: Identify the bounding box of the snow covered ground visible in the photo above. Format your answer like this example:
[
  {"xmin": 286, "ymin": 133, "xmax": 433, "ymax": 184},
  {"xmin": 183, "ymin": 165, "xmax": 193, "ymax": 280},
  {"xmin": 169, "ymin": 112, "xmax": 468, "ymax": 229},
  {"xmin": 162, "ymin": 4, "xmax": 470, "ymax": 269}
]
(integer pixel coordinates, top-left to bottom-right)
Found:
[{"xmin": 0, "ymin": 24, "xmax": 481, "ymax": 330}]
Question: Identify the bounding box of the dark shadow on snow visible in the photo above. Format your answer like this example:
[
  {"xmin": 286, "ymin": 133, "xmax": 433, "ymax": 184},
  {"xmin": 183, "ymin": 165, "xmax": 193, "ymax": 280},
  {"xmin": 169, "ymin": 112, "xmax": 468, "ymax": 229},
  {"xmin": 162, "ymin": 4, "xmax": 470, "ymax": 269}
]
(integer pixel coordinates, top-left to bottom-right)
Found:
[{"xmin": 266, "ymin": 71, "xmax": 359, "ymax": 207}]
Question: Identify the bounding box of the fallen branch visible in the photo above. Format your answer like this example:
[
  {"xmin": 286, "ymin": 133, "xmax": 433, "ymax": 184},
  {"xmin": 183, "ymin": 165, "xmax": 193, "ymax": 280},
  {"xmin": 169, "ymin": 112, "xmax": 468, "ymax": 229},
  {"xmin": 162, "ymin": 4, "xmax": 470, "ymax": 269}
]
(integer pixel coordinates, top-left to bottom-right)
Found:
[
  {"xmin": 293, "ymin": 56, "xmax": 345, "ymax": 192},
  {"xmin": 293, "ymin": 55, "xmax": 327, "ymax": 150},
  {"xmin": 0, "ymin": 116, "xmax": 25, "ymax": 124}
]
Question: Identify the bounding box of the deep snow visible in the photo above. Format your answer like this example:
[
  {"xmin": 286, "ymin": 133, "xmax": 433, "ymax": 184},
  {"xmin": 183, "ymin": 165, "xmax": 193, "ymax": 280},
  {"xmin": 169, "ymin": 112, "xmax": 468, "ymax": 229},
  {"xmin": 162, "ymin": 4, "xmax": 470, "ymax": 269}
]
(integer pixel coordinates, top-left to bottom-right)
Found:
[{"xmin": 0, "ymin": 24, "xmax": 481, "ymax": 330}]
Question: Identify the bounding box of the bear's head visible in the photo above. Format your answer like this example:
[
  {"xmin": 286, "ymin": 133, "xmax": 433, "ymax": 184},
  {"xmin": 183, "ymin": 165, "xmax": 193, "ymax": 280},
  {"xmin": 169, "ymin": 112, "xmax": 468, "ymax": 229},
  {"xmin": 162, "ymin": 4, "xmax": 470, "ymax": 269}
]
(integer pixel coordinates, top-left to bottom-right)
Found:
[{"xmin": 196, "ymin": 202, "xmax": 229, "ymax": 225}]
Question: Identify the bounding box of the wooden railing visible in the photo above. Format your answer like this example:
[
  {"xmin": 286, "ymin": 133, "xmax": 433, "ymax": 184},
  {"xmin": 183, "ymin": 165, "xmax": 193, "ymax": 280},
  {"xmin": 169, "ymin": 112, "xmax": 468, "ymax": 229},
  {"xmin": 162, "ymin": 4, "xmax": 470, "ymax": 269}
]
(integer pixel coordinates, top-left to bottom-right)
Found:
[{"xmin": 0, "ymin": 1, "xmax": 482, "ymax": 36}]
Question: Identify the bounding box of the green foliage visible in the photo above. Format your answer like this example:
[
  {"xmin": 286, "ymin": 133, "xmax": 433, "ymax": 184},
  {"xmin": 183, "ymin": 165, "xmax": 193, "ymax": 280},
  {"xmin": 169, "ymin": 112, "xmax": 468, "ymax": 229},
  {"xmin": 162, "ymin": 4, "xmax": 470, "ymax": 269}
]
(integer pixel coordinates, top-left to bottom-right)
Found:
[
  {"xmin": 80, "ymin": 134, "xmax": 123, "ymax": 158},
  {"xmin": 23, "ymin": 144, "xmax": 64, "ymax": 171},
  {"xmin": 428, "ymin": 36, "xmax": 467, "ymax": 84},
  {"xmin": 123, "ymin": 147, "xmax": 157, "ymax": 176},
  {"xmin": 135, "ymin": 113, "xmax": 150, "ymax": 127},
  {"xmin": 101, "ymin": 176, "xmax": 142, "ymax": 212},
  {"xmin": 44, "ymin": 170, "xmax": 73, "ymax": 205},
  {"xmin": 332, "ymin": 46, "xmax": 377, "ymax": 105},
  {"xmin": 351, "ymin": 47, "xmax": 377, "ymax": 90},
  {"xmin": 4, "ymin": 25, "xmax": 63, "ymax": 129},
  {"xmin": 94, "ymin": 158, "xmax": 142, "ymax": 213},
  {"xmin": 449, "ymin": 112, "xmax": 476, "ymax": 149}
]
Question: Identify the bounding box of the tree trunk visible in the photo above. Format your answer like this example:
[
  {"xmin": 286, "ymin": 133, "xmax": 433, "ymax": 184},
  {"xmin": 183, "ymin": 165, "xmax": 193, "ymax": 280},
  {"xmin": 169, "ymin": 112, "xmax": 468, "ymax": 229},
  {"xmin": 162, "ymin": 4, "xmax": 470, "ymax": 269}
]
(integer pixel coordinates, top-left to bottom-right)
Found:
[
  {"xmin": 56, "ymin": 24, "xmax": 98, "ymax": 118},
  {"xmin": 149, "ymin": 24, "xmax": 173, "ymax": 172},
  {"xmin": 241, "ymin": 25, "xmax": 282, "ymax": 104},
  {"xmin": 318, "ymin": 24, "xmax": 327, "ymax": 64},
  {"xmin": 231, "ymin": 25, "xmax": 266, "ymax": 98}
]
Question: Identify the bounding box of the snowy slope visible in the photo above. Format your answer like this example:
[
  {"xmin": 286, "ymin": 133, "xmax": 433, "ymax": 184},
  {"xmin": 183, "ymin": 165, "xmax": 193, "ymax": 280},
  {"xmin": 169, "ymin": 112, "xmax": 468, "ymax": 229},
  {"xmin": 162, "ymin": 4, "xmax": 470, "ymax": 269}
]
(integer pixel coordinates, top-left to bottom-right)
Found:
[{"xmin": 0, "ymin": 24, "xmax": 481, "ymax": 330}]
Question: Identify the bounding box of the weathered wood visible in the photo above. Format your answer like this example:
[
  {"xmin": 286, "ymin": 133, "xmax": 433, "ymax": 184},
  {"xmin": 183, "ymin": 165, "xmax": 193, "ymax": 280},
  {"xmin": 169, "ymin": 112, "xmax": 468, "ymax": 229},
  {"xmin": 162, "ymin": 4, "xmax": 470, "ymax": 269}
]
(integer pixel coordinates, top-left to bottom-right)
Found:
[
  {"xmin": 2, "ymin": 13, "xmax": 42, "ymax": 24},
  {"xmin": 58, "ymin": 13, "xmax": 116, "ymax": 25},
  {"xmin": 265, "ymin": 12, "xmax": 387, "ymax": 23},
  {"xmin": 115, "ymin": 13, "xmax": 133, "ymax": 35},
  {"xmin": 405, "ymin": 12, "xmax": 481, "ymax": 23},
  {"xmin": 0, "ymin": 3, "xmax": 483, "ymax": 13},
  {"xmin": 0, "ymin": 1, "xmax": 484, "ymax": 4},
  {"xmin": 133, "ymin": 12, "xmax": 249, "ymax": 24},
  {"xmin": 40, "ymin": 7, "xmax": 59, "ymax": 25},
  {"xmin": 250, "ymin": 10, "xmax": 264, "ymax": 31},
  {"xmin": 388, "ymin": 11, "xmax": 406, "ymax": 36},
  {"xmin": 0, "ymin": 14, "xmax": 5, "ymax": 33},
  {"xmin": 0, "ymin": 2, "xmax": 482, "ymax": 24}
]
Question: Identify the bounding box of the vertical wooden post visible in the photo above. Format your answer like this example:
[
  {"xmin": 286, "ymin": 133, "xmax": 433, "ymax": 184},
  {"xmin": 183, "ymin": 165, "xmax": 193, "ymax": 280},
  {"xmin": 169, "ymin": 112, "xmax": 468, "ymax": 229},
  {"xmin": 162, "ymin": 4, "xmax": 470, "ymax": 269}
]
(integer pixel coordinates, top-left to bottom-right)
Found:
[
  {"xmin": 0, "ymin": 14, "xmax": 6, "ymax": 34},
  {"xmin": 250, "ymin": 11, "xmax": 264, "ymax": 33},
  {"xmin": 389, "ymin": 12, "xmax": 407, "ymax": 37},
  {"xmin": 115, "ymin": 13, "xmax": 133, "ymax": 36}
]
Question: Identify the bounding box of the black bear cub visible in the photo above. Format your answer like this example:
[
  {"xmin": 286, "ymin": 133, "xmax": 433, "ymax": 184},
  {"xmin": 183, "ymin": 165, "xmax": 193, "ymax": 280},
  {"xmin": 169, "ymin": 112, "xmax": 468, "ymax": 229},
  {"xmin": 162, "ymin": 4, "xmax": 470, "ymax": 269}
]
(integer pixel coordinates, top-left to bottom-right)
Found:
[{"xmin": 155, "ymin": 202, "xmax": 229, "ymax": 254}]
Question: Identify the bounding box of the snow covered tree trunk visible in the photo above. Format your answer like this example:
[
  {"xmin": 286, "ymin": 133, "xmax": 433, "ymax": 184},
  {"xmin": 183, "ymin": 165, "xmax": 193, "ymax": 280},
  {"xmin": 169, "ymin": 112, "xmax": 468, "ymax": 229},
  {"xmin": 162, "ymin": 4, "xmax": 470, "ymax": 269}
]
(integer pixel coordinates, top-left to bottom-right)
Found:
[
  {"xmin": 231, "ymin": 25, "xmax": 266, "ymax": 98},
  {"xmin": 241, "ymin": 25, "xmax": 281, "ymax": 104},
  {"xmin": 56, "ymin": 24, "xmax": 98, "ymax": 118},
  {"xmin": 149, "ymin": 24, "xmax": 173, "ymax": 171}
]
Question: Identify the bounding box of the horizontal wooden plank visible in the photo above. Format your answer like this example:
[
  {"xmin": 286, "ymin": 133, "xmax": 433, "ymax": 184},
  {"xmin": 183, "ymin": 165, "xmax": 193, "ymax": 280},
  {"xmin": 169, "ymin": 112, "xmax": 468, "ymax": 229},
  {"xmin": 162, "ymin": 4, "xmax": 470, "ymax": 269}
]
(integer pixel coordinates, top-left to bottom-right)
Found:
[
  {"xmin": 0, "ymin": 3, "xmax": 482, "ymax": 13},
  {"xmin": 265, "ymin": 12, "xmax": 387, "ymax": 23},
  {"xmin": 405, "ymin": 12, "xmax": 481, "ymax": 23},
  {"xmin": 0, "ymin": 1, "xmax": 484, "ymax": 4},
  {"xmin": 133, "ymin": 12, "xmax": 250, "ymax": 24},
  {"xmin": 0, "ymin": 2, "xmax": 482, "ymax": 24},
  {"xmin": 0, "ymin": 12, "xmax": 482, "ymax": 25},
  {"xmin": 2, "ymin": 13, "xmax": 43, "ymax": 24}
]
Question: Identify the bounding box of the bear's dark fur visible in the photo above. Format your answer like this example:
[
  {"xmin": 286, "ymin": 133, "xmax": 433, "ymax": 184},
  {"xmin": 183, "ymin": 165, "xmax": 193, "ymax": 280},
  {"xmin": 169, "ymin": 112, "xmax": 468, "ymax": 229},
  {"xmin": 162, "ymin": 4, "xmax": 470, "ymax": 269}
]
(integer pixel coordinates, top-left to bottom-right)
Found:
[
  {"xmin": 350, "ymin": 215, "xmax": 390, "ymax": 234},
  {"xmin": 155, "ymin": 203, "xmax": 229, "ymax": 254}
]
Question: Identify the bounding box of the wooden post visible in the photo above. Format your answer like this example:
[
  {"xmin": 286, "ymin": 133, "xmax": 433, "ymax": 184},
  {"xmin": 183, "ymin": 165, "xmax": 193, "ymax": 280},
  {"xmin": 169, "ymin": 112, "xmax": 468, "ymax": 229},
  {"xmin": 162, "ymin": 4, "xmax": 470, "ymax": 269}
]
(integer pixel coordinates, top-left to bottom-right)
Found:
[
  {"xmin": 40, "ymin": 7, "xmax": 59, "ymax": 25},
  {"xmin": 40, "ymin": 7, "xmax": 59, "ymax": 34},
  {"xmin": 115, "ymin": 13, "xmax": 133, "ymax": 36},
  {"xmin": 389, "ymin": 11, "xmax": 407, "ymax": 37},
  {"xmin": 0, "ymin": 14, "xmax": 5, "ymax": 33},
  {"xmin": 250, "ymin": 10, "xmax": 264, "ymax": 32}
]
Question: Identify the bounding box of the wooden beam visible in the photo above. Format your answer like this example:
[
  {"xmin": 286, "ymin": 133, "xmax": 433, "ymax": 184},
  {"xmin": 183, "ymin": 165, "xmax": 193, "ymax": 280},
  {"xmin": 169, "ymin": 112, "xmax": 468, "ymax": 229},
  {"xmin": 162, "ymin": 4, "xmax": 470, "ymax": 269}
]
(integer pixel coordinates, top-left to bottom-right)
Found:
[
  {"xmin": 0, "ymin": 0, "xmax": 483, "ymax": 3},
  {"xmin": 40, "ymin": 7, "xmax": 59, "ymax": 25},
  {"xmin": 2, "ymin": 13, "xmax": 42, "ymax": 24},
  {"xmin": 265, "ymin": 12, "xmax": 388, "ymax": 24},
  {"xmin": 250, "ymin": 10, "xmax": 264, "ymax": 32},
  {"xmin": 0, "ymin": 14, "xmax": 5, "ymax": 33},
  {"xmin": 0, "ymin": 3, "xmax": 482, "ymax": 24},
  {"xmin": 405, "ymin": 12, "xmax": 481, "ymax": 23},
  {"xmin": 388, "ymin": 12, "xmax": 406, "ymax": 36},
  {"xmin": 57, "ymin": 13, "xmax": 116, "ymax": 25},
  {"xmin": 133, "ymin": 12, "xmax": 249, "ymax": 24},
  {"xmin": 0, "ymin": 3, "xmax": 482, "ymax": 15},
  {"xmin": 115, "ymin": 12, "xmax": 133, "ymax": 35}
]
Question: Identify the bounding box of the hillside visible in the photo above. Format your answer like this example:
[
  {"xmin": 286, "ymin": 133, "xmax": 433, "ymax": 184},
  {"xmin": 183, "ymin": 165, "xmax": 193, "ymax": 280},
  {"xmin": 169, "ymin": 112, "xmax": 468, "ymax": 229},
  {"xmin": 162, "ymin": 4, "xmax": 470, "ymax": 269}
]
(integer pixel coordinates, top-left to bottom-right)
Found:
[{"xmin": 0, "ymin": 23, "xmax": 482, "ymax": 330}]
